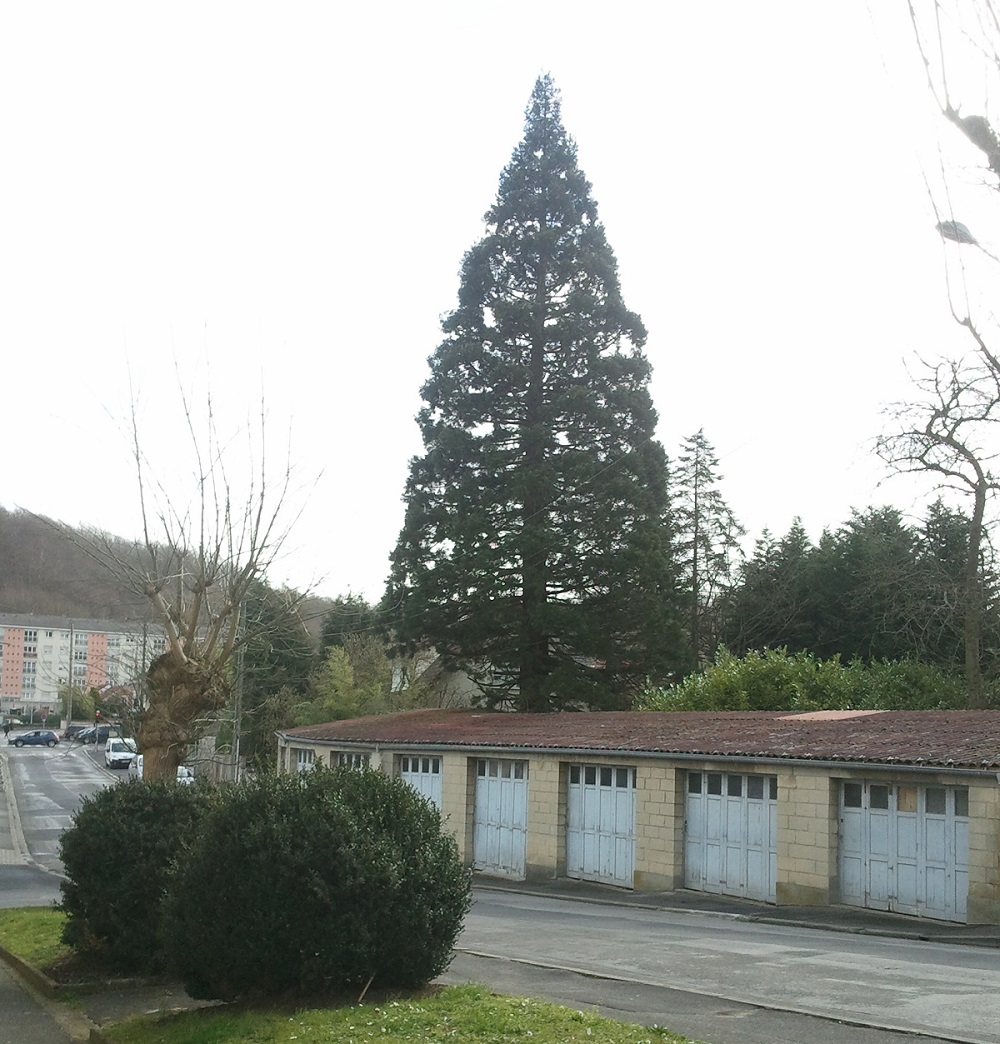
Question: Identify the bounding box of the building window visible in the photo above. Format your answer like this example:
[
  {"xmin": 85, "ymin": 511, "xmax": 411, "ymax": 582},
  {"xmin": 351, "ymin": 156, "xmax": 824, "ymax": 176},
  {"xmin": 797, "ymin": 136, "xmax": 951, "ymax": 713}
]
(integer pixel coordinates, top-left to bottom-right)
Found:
[
  {"xmin": 336, "ymin": 752, "xmax": 368, "ymax": 769},
  {"xmin": 295, "ymin": 748, "xmax": 315, "ymax": 773}
]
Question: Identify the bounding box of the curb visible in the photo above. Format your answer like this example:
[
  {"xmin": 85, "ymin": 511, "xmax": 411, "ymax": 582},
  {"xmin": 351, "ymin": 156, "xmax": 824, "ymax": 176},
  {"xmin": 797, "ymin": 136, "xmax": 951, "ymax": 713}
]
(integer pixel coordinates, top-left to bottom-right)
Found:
[{"xmin": 0, "ymin": 941, "xmax": 102, "ymax": 1042}]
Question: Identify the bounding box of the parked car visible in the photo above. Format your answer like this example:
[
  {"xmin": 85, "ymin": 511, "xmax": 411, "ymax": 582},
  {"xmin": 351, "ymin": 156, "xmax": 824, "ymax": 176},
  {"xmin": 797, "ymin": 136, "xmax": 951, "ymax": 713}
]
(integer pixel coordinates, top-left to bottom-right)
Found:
[
  {"xmin": 104, "ymin": 737, "xmax": 137, "ymax": 769},
  {"xmin": 77, "ymin": 725, "xmax": 112, "ymax": 744},
  {"xmin": 9, "ymin": 729, "xmax": 59, "ymax": 748},
  {"xmin": 134, "ymin": 754, "xmax": 194, "ymax": 784},
  {"xmin": 63, "ymin": 724, "xmax": 89, "ymax": 740}
]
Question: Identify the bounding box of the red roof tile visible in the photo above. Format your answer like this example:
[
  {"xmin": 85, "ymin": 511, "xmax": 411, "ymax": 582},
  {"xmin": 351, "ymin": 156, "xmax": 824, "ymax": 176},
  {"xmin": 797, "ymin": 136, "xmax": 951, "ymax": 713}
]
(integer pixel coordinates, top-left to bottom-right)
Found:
[{"xmin": 282, "ymin": 708, "xmax": 1000, "ymax": 770}]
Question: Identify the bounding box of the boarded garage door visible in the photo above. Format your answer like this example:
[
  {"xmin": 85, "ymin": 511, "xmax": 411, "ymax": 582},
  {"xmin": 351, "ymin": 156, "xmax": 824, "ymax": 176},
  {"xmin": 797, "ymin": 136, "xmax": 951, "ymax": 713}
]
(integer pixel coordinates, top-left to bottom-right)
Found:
[
  {"xmin": 567, "ymin": 764, "xmax": 635, "ymax": 887},
  {"xmin": 685, "ymin": 771, "xmax": 778, "ymax": 902},
  {"xmin": 399, "ymin": 754, "xmax": 442, "ymax": 809},
  {"xmin": 839, "ymin": 781, "xmax": 968, "ymax": 922},
  {"xmin": 473, "ymin": 758, "xmax": 528, "ymax": 879}
]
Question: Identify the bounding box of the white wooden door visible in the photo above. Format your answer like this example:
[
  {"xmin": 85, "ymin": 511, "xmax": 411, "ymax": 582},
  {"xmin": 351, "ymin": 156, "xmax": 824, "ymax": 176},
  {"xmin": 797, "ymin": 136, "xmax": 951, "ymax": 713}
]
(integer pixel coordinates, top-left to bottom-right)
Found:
[
  {"xmin": 685, "ymin": 771, "xmax": 777, "ymax": 902},
  {"xmin": 399, "ymin": 754, "xmax": 443, "ymax": 810},
  {"xmin": 473, "ymin": 758, "xmax": 528, "ymax": 879},
  {"xmin": 839, "ymin": 781, "xmax": 968, "ymax": 922},
  {"xmin": 566, "ymin": 764, "xmax": 636, "ymax": 887}
]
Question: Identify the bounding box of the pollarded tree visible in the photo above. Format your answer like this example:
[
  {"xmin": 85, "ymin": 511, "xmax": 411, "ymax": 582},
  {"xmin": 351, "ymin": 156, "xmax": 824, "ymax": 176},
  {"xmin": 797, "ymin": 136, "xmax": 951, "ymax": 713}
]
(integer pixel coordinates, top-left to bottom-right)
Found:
[
  {"xmin": 387, "ymin": 76, "xmax": 682, "ymax": 712},
  {"xmin": 79, "ymin": 388, "xmax": 301, "ymax": 780},
  {"xmin": 670, "ymin": 430, "xmax": 745, "ymax": 669}
]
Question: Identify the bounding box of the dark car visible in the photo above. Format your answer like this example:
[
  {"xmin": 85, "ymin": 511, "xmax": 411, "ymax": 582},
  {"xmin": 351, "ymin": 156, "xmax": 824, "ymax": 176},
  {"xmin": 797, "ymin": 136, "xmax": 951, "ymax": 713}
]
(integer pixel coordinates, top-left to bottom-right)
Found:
[
  {"xmin": 9, "ymin": 729, "xmax": 59, "ymax": 748},
  {"xmin": 77, "ymin": 725, "xmax": 112, "ymax": 744},
  {"xmin": 63, "ymin": 724, "xmax": 89, "ymax": 740}
]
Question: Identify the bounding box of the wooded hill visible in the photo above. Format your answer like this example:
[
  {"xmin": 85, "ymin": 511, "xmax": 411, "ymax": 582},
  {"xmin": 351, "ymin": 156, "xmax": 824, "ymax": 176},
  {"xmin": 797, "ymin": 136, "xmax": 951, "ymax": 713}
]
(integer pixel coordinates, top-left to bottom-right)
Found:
[{"xmin": 0, "ymin": 506, "xmax": 331, "ymax": 642}]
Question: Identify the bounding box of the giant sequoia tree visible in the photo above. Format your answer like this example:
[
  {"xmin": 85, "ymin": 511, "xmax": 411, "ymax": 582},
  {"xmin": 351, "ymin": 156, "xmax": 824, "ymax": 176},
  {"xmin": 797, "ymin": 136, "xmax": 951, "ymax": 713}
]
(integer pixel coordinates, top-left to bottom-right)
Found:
[{"xmin": 387, "ymin": 76, "xmax": 680, "ymax": 712}]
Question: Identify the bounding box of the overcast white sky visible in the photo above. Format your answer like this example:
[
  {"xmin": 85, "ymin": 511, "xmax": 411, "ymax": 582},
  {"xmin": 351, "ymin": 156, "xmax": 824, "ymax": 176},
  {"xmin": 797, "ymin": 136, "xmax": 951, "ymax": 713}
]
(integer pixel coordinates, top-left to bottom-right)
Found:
[{"xmin": 0, "ymin": 2, "xmax": 991, "ymax": 603}]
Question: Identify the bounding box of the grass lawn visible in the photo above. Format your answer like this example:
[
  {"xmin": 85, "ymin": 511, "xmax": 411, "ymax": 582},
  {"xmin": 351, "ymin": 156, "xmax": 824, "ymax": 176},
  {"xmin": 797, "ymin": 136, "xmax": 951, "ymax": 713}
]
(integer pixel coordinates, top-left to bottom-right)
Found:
[
  {"xmin": 0, "ymin": 908, "xmax": 699, "ymax": 1043},
  {"xmin": 100, "ymin": 983, "xmax": 695, "ymax": 1043},
  {"xmin": 0, "ymin": 906, "xmax": 72, "ymax": 969}
]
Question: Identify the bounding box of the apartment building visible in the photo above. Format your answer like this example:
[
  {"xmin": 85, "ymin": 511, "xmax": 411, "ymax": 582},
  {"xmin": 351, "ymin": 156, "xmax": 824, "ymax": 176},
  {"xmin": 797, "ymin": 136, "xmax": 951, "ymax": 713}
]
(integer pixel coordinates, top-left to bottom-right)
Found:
[{"xmin": 0, "ymin": 613, "xmax": 165, "ymax": 721}]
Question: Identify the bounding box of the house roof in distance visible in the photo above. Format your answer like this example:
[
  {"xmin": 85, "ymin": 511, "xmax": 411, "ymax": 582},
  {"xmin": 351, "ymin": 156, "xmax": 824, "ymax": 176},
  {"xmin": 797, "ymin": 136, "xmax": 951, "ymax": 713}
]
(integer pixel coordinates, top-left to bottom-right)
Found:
[{"xmin": 281, "ymin": 708, "xmax": 1000, "ymax": 771}]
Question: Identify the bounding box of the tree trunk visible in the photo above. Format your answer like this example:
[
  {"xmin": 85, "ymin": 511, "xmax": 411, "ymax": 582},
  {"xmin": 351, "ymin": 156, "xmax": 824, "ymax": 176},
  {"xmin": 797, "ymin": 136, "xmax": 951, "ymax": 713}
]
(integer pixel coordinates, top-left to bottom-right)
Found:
[
  {"xmin": 137, "ymin": 652, "xmax": 227, "ymax": 781},
  {"xmin": 519, "ymin": 217, "xmax": 550, "ymax": 713},
  {"xmin": 965, "ymin": 486, "xmax": 987, "ymax": 708}
]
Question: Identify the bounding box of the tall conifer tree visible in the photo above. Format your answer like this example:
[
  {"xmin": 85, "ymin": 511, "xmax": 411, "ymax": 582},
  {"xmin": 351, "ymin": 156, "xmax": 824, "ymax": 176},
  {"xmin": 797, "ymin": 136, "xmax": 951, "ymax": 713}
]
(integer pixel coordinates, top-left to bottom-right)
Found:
[
  {"xmin": 387, "ymin": 76, "xmax": 681, "ymax": 711},
  {"xmin": 671, "ymin": 430, "xmax": 744, "ymax": 670}
]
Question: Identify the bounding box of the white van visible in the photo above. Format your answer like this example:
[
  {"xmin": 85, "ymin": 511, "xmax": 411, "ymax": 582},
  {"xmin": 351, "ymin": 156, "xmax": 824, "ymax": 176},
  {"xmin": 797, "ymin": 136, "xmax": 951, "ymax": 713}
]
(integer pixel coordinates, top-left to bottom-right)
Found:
[{"xmin": 104, "ymin": 737, "xmax": 137, "ymax": 769}]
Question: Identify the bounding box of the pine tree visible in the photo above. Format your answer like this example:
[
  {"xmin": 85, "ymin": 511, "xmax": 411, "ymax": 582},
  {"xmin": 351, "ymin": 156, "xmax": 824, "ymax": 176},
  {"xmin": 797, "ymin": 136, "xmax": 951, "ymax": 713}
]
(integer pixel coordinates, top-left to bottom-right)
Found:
[
  {"xmin": 387, "ymin": 76, "xmax": 681, "ymax": 712},
  {"xmin": 670, "ymin": 430, "xmax": 744, "ymax": 669}
]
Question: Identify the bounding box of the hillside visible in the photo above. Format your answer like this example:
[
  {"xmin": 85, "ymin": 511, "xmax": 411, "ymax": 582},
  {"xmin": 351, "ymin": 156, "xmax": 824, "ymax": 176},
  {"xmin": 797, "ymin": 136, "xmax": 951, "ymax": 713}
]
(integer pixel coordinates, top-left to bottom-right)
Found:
[{"xmin": 0, "ymin": 506, "xmax": 331, "ymax": 640}]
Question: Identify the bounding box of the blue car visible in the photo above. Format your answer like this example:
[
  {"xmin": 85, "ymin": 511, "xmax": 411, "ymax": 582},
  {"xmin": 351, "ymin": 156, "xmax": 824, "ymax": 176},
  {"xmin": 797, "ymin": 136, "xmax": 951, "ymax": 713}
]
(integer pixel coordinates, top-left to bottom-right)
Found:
[{"xmin": 9, "ymin": 729, "xmax": 59, "ymax": 748}]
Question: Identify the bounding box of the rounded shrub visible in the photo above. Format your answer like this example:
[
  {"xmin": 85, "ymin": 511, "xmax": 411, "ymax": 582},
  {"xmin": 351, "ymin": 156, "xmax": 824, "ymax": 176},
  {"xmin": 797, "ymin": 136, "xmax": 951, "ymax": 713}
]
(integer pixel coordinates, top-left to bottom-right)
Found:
[
  {"xmin": 162, "ymin": 766, "xmax": 472, "ymax": 1001},
  {"xmin": 58, "ymin": 778, "xmax": 216, "ymax": 974}
]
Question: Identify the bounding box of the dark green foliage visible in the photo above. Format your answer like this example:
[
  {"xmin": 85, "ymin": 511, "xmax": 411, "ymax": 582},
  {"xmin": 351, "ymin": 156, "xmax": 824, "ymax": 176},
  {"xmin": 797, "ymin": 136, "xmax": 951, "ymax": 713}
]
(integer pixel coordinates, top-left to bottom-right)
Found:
[
  {"xmin": 319, "ymin": 594, "xmax": 380, "ymax": 652},
  {"xmin": 163, "ymin": 767, "xmax": 472, "ymax": 1002},
  {"xmin": 641, "ymin": 648, "xmax": 968, "ymax": 712},
  {"xmin": 239, "ymin": 582, "xmax": 316, "ymax": 775},
  {"xmin": 58, "ymin": 780, "xmax": 216, "ymax": 974},
  {"xmin": 387, "ymin": 75, "xmax": 682, "ymax": 711},
  {"xmin": 720, "ymin": 504, "xmax": 1000, "ymax": 692}
]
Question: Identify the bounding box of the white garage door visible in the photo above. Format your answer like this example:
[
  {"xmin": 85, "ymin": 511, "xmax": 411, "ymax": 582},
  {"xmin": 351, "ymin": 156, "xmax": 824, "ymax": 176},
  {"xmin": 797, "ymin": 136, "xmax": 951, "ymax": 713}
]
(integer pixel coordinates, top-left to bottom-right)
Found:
[
  {"xmin": 399, "ymin": 754, "xmax": 442, "ymax": 809},
  {"xmin": 685, "ymin": 771, "xmax": 777, "ymax": 902},
  {"xmin": 839, "ymin": 781, "xmax": 968, "ymax": 922},
  {"xmin": 567, "ymin": 764, "xmax": 635, "ymax": 887},
  {"xmin": 473, "ymin": 758, "xmax": 528, "ymax": 879}
]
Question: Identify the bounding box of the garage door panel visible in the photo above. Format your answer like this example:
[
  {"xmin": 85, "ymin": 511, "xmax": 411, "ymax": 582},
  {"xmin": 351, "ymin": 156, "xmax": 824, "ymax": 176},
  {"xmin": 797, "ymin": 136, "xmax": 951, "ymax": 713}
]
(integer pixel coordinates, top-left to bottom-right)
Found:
[
  {"xmin": 474, "ymin": 759, "xmax": 527, "ymax": 879},
  {"xmin": 896, "ymin": 815, "xmax": 918, "ymax": 860},
  {"xmin": 567, "ymin": 763, "xmax": 635, "ymax": 887},
  {"xmin": 924, "ymin": 865, "xmax": 947, "ymax": 914},
  {"xmin": 685, "ymin": 772, "xmax": 777, "ymax": 903},
  {"xmin": 838, "ymin": 781, "xmax": 968, "ymax": 922},
  {"xmin": 399, "ymin": 755, "xmax": 443, "ymax": 810}
]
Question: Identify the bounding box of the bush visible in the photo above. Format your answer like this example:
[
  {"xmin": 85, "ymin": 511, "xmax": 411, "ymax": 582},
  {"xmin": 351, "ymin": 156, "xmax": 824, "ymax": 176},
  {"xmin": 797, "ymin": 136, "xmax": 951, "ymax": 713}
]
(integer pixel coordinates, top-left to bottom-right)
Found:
[
  {"xmin": 58, "ymin": 779, "xmax": 216, "ymax": 974},
  {"xmin": 639, "ymin": 648, "xmax": 968, "ymax": 712},
  {"xmin": 162, "ymin": 766, "xmax": 472, "ymax": 1001}
]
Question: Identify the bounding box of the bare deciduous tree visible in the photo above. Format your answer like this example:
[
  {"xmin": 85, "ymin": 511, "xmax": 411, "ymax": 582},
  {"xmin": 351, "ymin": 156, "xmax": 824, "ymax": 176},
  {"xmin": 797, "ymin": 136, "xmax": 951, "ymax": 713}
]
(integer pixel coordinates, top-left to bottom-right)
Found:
[
  {"xmin": 84, "ymin": 387, "xmax": 301, "ymax": 781},
  {"xmin": 877, "ymin": 357, "xmax": 1000, "ymax": 705}
]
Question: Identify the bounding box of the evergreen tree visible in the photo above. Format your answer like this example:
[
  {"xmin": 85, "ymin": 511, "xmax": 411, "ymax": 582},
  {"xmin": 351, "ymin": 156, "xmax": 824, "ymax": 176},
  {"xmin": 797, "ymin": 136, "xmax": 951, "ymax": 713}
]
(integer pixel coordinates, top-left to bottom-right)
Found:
[
  {"xmin": 387, "ymin": 76, "xmax": 681, "ymax": 711},
  {"xmin": 670, "ymin": 430, "xmax": 744, "ymax": 669},
  {"xmin": 319, "ymin": 594, "xmax": 379, "ymax": 654},
  {"xmin": 721, "ymin": 520, "xmax": 816, "ymax": 655},
  {"xmin": 238, "ymin": 582, "xmax": 315, "ymax": 774}
]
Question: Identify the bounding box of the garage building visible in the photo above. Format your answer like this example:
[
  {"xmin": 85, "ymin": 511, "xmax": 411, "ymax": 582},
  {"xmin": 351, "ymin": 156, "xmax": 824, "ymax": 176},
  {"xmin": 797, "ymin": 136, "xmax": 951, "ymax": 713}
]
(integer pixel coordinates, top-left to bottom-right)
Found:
[{"xmin": 276, "ymin": 708, "xmax": 1000, "ymax": 925}]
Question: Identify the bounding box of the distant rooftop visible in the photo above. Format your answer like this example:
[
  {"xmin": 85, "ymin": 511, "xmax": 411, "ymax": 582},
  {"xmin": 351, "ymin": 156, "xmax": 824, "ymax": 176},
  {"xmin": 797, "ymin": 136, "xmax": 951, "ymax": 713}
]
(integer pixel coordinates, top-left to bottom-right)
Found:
[{"xmin": 0, "ymin": 612, "xmax": 159, "ymax": 635}]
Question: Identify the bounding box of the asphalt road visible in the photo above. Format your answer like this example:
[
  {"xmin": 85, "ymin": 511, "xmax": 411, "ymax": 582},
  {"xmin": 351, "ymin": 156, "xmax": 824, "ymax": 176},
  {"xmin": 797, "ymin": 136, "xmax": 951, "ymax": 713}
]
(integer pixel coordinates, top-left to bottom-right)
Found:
[{"xmin": 449, "ymin": 887, "xmax": 1000, "ymax": 1043}]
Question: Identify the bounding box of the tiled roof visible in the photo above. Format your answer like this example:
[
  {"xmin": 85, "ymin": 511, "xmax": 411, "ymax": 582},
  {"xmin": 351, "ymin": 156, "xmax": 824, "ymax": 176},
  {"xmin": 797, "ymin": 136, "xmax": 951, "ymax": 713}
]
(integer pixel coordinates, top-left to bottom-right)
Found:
[{"xmin": 281, "ymin": 708, "xmax": 1000, "ymax": 770}]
